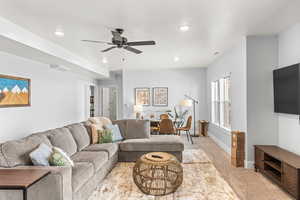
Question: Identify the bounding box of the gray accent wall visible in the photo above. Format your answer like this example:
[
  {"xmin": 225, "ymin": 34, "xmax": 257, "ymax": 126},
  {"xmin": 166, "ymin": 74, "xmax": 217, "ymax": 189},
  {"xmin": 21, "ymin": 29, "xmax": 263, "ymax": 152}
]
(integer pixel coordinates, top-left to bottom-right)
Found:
[
  {"xmin": 278, "ymin": 23, "xmax": 300, "ymax": 155},
  {"xmin": 246, "ymin": 36, "xmax": 279, "ymax": 165}
]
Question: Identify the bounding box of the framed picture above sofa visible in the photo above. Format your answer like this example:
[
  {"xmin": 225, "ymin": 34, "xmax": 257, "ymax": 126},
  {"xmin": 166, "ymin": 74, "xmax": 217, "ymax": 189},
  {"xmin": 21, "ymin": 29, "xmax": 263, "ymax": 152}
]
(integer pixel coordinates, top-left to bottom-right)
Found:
[
  {"xmin": 135, "ymin": 88, "xmax": 150, "ymax": 106},
  {"xmin": 153, "ymin": 87, "xmax": 168, "ymax": 107},
  {"xmin": 0, "ymin": 74, "xmax": 31, "ymax": 108}
]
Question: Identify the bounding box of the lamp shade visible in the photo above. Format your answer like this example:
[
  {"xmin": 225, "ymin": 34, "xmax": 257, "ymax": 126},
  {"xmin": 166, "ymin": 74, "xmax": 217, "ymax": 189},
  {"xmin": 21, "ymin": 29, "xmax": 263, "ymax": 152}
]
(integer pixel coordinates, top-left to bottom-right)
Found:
[
  {"xmin": 180, "ymin": 99, "xmax": 193, "ymax": 107},
  {"xmin": 134, "ymin": 105, "xmax": 143, "ymax": 112}
]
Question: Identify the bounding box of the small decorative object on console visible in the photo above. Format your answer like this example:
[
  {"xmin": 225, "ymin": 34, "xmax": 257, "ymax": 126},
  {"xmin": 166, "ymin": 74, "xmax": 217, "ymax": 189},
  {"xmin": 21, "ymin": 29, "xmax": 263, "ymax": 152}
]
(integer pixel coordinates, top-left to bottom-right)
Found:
[{"xmin": 133, "ymin": 152, "xmax": 183, "ymax": 196}]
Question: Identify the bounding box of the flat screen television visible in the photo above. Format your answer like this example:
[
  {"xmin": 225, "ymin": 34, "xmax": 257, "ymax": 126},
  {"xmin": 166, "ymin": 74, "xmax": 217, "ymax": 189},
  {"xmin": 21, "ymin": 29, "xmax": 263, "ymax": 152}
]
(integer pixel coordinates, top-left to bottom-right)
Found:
[{"xmin": 273, "ymin": 64, "xmax": 300, "ymax": 114}]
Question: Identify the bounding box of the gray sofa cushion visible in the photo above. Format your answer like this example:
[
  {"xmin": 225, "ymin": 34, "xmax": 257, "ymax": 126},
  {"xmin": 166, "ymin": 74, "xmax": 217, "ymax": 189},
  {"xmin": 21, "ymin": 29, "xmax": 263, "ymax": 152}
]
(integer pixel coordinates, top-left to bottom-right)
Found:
[
  {"xmin": 71, "ymin": 151, "xmax": 108, "ymax": 171},
  {"xmin": 48, "ymin": 128, "xmax": 77, "ymax": 156},
  {"xmin": 1, "ymin": 134, "xmax": 52, "ymax": 167},
  {"xmin": 83, "ymin": 143, "xmax": 118, "ymax": 158},
  {"xmin": 126, "ymin": 120, "xmax": 150, "ymax": 139},
  {"xmin": 0, "ymin": 144, "xmax": 8, "ymax": 167},
  {"xmin": 119, "ymin": 135, "xmax": 184, "ymax": 152},
  {"xmin": 81, "ymin": 121, "xmax": 93, "ymax": 141},
  {"xmin": 72, "ymin": 162, "xmax": 94, "ymax": 192},
  {"xmin": 65, "ymin": 123, "xmax": 90, "ymax": 151}
]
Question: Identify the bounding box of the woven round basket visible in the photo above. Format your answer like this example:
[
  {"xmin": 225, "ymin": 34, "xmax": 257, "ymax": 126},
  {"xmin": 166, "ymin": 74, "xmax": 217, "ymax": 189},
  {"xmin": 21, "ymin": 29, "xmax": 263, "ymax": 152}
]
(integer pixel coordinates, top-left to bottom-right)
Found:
[{"xmin": 133, "ymin": 152, "xmax": 183, "ymax": 196}]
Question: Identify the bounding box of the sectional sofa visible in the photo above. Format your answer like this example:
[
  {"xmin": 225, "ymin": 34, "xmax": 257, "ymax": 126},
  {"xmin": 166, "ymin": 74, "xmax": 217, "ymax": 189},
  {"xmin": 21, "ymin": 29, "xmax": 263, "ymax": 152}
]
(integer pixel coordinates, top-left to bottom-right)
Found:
[{"xmin": 0, "ymin": 119, "xmax": 184, "ymax": 200}]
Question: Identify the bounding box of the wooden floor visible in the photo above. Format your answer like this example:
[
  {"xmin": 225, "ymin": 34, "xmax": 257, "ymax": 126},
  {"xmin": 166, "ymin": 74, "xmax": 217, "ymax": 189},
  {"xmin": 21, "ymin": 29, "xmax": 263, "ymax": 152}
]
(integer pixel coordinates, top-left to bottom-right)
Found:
[{"xmin": 183, "ymin": 135, "xmax": 294, "ymax": 200}]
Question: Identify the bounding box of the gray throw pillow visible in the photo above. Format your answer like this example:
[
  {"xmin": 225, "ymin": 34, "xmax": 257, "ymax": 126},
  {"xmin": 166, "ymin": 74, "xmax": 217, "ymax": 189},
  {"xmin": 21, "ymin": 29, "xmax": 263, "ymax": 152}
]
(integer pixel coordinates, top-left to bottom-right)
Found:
[{"xmin": 29, "ymin": 143, "xmax": 53, "ymax": 166}]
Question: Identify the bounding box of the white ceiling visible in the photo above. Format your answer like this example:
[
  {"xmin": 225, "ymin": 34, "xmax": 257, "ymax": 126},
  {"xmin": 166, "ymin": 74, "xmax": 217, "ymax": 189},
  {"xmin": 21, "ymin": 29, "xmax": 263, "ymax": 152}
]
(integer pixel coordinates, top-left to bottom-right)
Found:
[{"xmin": 0, "ymin": 0, "xmax": 299, "ymax": 70}]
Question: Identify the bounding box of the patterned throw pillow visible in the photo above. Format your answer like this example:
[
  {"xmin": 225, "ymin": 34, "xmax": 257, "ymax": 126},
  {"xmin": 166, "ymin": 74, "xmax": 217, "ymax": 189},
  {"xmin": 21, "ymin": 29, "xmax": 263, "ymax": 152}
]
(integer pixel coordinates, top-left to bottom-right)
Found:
[
  {"xmin": 49, "ymin": 147, "xmax": 74, "ymax": 167},
  {"xmin": 90, "ymin": 124, "xmax": 104, "ymax": 144},
  {"xmin": 98, "ymin": 129, "xmax": 113, "ymax": 144},
  {"xmin": 49, "ymin": 152, "xmax": 66, "ymax": 166}
]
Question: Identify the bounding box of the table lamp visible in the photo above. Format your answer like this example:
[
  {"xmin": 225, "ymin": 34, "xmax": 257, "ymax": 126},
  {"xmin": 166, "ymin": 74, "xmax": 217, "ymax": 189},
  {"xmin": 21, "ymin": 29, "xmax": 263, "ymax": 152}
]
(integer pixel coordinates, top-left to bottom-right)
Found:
[
  {"xmin": 134, "ymin": 105, "xmax": 143, "ymax": 119},
  {"xmin": 180, "ymin": 99, "xmax": 193, "ymax": 107}
]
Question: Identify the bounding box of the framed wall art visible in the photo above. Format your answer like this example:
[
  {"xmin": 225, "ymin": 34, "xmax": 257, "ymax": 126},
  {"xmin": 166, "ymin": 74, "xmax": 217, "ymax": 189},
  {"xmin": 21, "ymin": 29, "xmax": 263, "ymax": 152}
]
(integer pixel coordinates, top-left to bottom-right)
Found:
[
  {"xmin": 0, "ymin": 74, "xmax": 31, "ymax": 107},
  {"xmin": 135, "ymin": 88, "xmax": 150, "ymax": 106},
  {"xmin": 153, "ymin": 87, "xmax": 168, "ymax": 106}
]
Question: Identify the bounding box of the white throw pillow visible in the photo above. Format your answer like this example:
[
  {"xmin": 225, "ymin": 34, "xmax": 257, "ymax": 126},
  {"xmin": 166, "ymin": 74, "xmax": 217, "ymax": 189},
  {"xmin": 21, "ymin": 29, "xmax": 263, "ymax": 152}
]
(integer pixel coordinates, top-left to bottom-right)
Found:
[
  {"xmin": 105, "ymin": 124, "xmax": 124, "ymax": 142},
  {"xmin": 29, "ymin": 143, "xmax": 53, "ymax": 166},
  {"xmin": 52, "ymin": 147, "xmax": 74, "ymax": 167}
]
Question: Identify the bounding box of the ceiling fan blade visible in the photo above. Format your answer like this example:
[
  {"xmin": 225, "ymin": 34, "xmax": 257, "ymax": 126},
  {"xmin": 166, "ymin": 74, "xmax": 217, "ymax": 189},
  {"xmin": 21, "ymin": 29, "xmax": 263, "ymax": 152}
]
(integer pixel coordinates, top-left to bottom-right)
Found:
[
  {"xmin": 124, "ymin": 46, "xmax": 142, "ymax": 54},
  {"xmin": 101, "ymin": 46, "xmax": 117, "ymax": 52},
  {"xmin": 82, "ymin": 40, "xmax": 113, "ymax": 45},
  {"xmin": 127, "ymin": 41, "xmax": 156, "ymax": 46}
]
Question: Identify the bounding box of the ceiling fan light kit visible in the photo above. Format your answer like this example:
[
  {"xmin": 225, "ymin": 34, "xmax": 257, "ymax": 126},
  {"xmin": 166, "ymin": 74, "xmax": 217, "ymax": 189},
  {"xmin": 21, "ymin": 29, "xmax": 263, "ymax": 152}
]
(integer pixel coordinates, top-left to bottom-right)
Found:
[{"xmin": 82, "ymin": 28, "xmax": 156, "ymax": 54}]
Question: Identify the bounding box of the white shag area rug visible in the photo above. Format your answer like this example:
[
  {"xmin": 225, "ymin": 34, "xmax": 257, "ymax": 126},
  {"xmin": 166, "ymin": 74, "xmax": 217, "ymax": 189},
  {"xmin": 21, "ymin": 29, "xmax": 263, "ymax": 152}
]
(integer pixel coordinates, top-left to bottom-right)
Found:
[{"xmin": 88, "ymin": 149, "xmax": 239, "ymax": 200}]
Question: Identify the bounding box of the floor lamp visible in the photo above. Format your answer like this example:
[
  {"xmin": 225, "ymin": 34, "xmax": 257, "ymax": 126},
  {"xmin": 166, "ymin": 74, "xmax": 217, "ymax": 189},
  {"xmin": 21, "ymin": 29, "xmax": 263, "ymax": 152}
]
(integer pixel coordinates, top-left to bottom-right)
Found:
[{"xmin": 184, "ymin": 95, "xmax": 199, "ymax": 137}]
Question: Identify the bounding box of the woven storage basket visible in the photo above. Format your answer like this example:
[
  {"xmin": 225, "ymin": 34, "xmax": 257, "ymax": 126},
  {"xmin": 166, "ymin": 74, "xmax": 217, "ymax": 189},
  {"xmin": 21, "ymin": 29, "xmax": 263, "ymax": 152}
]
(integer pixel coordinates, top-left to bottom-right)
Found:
[{"xmin": 133, "ymin": 152, "xmax": 183, "ymax": 196}]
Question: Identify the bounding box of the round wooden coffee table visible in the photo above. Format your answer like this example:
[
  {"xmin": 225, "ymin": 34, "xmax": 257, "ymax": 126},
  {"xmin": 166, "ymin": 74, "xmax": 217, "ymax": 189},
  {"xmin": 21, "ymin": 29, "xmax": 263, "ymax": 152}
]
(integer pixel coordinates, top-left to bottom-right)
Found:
[{"xmin": 133, "ymin": 152, "xmax": 183, "ymax": 196}]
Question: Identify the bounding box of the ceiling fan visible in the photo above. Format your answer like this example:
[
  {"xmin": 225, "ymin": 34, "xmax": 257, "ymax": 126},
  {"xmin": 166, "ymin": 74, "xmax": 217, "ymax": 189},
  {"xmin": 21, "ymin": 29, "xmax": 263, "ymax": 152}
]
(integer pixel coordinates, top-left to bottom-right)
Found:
[{"xmin": 82, "ymin": 28, "xmax": 156, "ymax": 54}]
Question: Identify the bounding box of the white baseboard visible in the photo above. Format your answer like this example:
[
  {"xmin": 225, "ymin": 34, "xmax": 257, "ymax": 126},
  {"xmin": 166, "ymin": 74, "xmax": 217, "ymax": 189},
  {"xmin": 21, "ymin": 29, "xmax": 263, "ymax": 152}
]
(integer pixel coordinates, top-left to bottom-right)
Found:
[{"xmin": 208, "ymin": 132, "xmax": 231, "ymax": 154}]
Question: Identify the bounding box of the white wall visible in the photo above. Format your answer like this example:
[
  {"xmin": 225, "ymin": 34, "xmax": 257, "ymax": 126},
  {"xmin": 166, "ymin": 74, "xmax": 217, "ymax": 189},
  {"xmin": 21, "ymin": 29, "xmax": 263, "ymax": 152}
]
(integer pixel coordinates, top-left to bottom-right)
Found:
[
  {"xmin": 246, "ymin": 36, "xmax": 279, "ymax": 165},
  {"xmin": 122, "ymin": 68, "xmax": 207, "ymax": 127},
  {"xmin": 278, "ymin": 23, "xmax": 300, "ymax": 155},
  {"xmin": 0, "ymin": 51, "xmax": 96, "ymax": 142},
  {"xmin": 206, "ymin": 38, "xmax": 247, "ymax": 154}
]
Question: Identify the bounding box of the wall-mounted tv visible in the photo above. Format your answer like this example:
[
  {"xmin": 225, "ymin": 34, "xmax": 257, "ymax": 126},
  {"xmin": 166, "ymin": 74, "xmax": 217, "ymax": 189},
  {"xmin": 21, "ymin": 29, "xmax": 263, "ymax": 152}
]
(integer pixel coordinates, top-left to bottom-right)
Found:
[{"xmin": 273, "ymin": 64, "xmax": 300, "ymax": 114}]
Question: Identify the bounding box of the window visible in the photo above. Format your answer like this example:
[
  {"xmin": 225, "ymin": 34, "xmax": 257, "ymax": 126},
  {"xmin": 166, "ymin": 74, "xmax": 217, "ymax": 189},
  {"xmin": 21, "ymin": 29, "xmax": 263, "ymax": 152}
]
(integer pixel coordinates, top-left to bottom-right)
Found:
[{"xmin": 211, "ymin": 77, "xmax": 231, "ymax": 130}]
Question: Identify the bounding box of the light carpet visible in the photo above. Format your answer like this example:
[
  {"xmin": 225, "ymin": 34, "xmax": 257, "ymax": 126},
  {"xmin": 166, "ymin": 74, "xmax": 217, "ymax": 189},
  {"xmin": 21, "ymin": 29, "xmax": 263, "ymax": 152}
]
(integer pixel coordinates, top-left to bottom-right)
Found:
[{"xmin": 89, "ymin": 149, "xmax": 240, "ymax": 200}]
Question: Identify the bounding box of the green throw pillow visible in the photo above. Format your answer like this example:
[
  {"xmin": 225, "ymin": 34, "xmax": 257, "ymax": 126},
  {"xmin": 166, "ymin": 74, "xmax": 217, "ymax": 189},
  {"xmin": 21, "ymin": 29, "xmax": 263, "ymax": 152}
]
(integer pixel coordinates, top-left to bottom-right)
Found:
[
  {"xmin": 98, "ymin": 129, "xmax": 112, "ymax": 143},
  {"xmin": 48, "ymin": 147, "xmax": 74, "ymax": 167},
  {"xmin": 49, "ymin": 152, "xmax": 66, "ymax": 166}
]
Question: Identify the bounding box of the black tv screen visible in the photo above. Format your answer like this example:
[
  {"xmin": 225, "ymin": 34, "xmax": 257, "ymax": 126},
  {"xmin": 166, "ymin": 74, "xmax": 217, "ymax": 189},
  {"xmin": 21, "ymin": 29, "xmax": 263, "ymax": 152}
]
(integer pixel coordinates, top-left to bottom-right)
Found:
[{"xmin": 273, "ymin": 64, "xmax": 300, "ymax": 114}]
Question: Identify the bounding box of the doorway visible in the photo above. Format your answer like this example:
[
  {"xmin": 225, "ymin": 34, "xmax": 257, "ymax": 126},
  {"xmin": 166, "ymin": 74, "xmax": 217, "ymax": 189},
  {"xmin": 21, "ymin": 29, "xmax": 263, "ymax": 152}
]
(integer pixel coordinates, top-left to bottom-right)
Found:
[{"xmin": 100, "ymin": 87, "xmax": 118, "ymax": 120}]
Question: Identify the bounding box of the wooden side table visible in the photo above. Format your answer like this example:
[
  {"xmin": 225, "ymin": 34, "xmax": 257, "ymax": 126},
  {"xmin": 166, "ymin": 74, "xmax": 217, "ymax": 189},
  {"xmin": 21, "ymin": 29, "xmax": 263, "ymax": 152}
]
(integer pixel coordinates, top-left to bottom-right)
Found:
[{"xmin": 0, "ymin": 169, "xmax": 50, "ymax": 200}]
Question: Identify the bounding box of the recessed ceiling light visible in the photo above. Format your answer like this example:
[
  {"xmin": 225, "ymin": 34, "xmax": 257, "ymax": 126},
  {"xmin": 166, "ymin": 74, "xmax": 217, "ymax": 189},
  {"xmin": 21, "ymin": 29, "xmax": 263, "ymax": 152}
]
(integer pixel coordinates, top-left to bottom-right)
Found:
[
  {"xmin": 174, "ymin": 56, "xmax": 180, "ymax": 62},
  {"xmin": 54, "ymin": 29, "xmax": 64, "ymax": 37},
  {"xmin": 179, "ymin": 25, "xmax": 189, "ymax": 32},
  {"xmin": 102, "ymin": 57, "xmax": 108, "ymax": 64}
]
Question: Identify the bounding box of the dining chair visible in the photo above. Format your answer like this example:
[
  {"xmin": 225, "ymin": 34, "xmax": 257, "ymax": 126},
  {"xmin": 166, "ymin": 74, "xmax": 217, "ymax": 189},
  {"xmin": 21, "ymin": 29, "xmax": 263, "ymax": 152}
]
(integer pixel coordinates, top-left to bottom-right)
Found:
[
  {"xmin": 176, "ymin": 116, "xmax": 193, "ymax": 144},
  {"xmin": 160, "ymin": 113, "xmax": 169, "ymax": 120},
  {"xmin": 159, "ymin": 119, "xmax": 176, "ymax": 135}
]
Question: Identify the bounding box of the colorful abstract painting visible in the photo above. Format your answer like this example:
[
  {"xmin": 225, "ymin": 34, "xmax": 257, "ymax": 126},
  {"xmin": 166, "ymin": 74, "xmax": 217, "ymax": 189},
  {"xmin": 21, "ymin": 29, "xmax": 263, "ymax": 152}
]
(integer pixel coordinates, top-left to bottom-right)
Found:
[
  {"xmin": 0, "ymin": 75, "xmax": 30, "ymax": 107},
  {"xmin": 135, "ymin": 88, "xmax": 150, "ymax": 106},
  {"xmin": 153, "ymin": 87, "xmax": 168, "ymax": 106}
]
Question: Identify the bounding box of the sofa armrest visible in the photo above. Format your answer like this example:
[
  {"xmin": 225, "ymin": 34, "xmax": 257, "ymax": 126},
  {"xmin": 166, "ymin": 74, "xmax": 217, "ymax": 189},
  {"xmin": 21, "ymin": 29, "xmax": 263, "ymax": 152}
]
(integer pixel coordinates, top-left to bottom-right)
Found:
[{"xmin": 0, "ymin": 166, "xmax": 72, "ymax": 200}]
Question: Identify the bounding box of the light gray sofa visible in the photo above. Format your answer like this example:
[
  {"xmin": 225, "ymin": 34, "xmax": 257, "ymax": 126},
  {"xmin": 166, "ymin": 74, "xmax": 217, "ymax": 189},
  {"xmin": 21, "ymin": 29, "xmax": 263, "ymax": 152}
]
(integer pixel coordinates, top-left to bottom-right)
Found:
[{"xmin": 0, "ymin": 120, "xmax": 184, "ymax": 200}]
